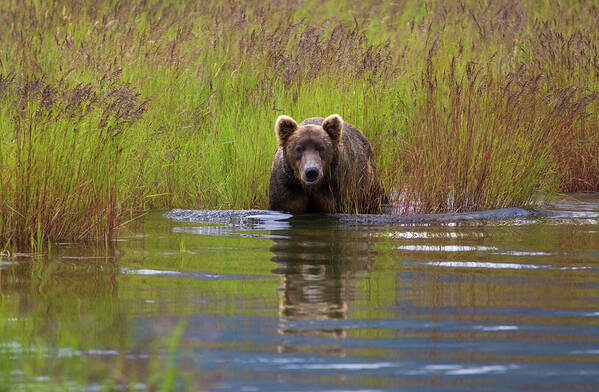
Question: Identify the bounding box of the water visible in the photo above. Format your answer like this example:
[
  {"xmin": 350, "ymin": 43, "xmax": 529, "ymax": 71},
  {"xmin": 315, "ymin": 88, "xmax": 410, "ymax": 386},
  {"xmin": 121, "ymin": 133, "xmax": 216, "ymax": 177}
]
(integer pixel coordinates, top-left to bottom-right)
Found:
[{"xmin": 1, "ymin": 194, "xmax": 598, "ymax": 391}]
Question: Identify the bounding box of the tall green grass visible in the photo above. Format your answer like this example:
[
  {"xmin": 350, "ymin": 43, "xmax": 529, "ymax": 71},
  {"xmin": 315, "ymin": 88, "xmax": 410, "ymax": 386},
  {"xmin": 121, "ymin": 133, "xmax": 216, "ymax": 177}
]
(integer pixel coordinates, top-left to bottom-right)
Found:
[{"xmin": 1, "ymin": 0, "xmax": 598, "ymax": 247}]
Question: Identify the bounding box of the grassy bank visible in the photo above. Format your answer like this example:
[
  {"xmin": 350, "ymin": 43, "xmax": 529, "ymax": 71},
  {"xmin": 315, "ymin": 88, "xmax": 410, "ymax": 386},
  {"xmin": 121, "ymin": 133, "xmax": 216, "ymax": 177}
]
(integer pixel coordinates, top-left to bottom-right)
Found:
[{"xmin": 1, "ymin": 0, "xmax": 598, "ymax": 247}]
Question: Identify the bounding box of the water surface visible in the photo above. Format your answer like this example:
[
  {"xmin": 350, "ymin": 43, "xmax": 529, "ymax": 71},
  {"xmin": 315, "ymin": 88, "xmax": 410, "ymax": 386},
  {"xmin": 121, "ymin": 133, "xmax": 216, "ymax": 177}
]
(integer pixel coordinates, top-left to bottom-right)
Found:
[{"xmin": 1, "ymin": 194, "xmax": 598, "ymax": 391}]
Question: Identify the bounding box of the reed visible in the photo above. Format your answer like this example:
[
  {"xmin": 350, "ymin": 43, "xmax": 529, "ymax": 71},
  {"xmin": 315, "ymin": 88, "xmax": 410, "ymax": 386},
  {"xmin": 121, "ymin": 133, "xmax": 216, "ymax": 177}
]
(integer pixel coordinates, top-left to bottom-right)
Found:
[{"xmin": 0, "ymin": 0, "xmax": 597, "ymax": 247}]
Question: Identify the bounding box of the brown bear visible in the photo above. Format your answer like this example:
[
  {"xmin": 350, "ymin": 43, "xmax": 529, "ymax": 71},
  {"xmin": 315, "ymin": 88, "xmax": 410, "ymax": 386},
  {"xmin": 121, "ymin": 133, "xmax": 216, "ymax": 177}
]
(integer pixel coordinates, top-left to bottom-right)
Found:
[{"xmin": 268, "ymin": 114, "xmax": 385, "ymax": 214}]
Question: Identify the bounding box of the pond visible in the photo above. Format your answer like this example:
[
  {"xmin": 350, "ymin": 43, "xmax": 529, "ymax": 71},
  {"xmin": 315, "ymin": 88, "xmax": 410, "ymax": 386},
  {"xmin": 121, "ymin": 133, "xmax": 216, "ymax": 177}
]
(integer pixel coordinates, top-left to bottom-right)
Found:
[{"xmin": 1, "ymin": 193, "xmax": 598, "ymax": 391}]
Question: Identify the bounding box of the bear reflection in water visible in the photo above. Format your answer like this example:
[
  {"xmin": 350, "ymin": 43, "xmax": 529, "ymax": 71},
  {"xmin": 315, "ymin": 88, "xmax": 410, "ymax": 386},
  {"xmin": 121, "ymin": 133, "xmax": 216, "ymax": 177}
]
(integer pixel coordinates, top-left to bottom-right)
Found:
[{"xmin": 269, "ymin": 216, "xmax": 375, "ymax": 351}]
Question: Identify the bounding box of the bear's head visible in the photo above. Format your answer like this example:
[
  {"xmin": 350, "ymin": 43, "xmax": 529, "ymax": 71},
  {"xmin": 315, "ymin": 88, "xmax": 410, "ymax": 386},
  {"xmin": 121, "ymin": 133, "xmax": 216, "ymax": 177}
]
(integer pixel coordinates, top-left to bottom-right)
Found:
[{"xmin": 275, "ymin": 114, "xmax": 343, "ymax": 188}]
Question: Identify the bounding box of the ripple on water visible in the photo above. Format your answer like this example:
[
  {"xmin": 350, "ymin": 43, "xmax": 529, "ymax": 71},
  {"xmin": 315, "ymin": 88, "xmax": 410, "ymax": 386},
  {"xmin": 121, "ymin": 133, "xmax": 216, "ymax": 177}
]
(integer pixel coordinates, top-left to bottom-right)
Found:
[
  {"xmin": 119, "ymin": 267, "xmax": 266, "ymax": 280},
  {"xmin": 416, "ymin": 261, "xmax": 593, "ymax": 270},
  {"xmin": 473, "ymin": 325, "xmax": 519, "ymax": 331},
  {"xmin": 394, "ymin": 245, "xmax": 497, "ymax": 252},
  {"xmin": 166, "ymin": 198, "xmax": 599, "ymax": 238},
  {"xmin": 172, "ymin": 225, "xmax": 288, "ymax": 239}
]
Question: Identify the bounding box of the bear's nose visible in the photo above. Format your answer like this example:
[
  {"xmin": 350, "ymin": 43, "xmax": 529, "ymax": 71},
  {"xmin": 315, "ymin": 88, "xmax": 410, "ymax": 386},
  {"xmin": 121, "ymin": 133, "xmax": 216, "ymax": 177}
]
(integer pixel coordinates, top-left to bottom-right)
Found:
[{"xmin": 305, "ymin": 167, "xmax": 319, "ymax": 182}]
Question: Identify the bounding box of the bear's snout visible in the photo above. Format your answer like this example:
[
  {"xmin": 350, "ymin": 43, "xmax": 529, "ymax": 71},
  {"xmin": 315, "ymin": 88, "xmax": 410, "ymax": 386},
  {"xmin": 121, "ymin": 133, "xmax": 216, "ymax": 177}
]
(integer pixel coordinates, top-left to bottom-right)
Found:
[
  {"xmin": 304, "ymin": 167, "xmax": 320, "ymax": 183},
  {"xmin": 297, "ymin": 149, "xmax": 324, "ymax": 186}
]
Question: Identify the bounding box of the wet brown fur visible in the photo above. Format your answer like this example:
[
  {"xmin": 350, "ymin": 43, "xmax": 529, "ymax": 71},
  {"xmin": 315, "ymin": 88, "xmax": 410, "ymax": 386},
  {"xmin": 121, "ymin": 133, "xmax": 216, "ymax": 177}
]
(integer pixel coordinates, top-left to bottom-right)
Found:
[{"xmin": 269, "ymin": 115, "xmax": 385, "ymax": 214}]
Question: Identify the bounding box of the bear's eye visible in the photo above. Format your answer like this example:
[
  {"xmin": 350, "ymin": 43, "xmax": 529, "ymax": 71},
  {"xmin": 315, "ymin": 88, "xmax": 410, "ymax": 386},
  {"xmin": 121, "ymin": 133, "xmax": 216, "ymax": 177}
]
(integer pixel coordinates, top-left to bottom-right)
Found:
[
  {"xmin": 295, "ymin": 146, "xmax": 304, "ymax": 154},
  {"xmin": 316, "ymin": 146, "xmax": 325, "ymax": 153}
]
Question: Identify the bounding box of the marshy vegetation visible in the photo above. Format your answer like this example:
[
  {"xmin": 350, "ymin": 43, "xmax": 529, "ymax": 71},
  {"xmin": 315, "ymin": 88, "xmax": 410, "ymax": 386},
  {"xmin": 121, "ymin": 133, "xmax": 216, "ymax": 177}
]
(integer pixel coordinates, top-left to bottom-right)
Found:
[{"xmin": 1, "ymin": 0, "xmax": 598, "ymax": 247}]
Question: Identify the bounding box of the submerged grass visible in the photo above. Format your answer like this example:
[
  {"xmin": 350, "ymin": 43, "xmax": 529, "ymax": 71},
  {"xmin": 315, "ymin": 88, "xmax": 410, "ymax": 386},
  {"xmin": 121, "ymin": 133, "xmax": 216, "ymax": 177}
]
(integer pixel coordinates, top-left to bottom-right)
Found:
[{"xmin": 0, "ymin": 0, "xmax": 598, "ymax": 247}]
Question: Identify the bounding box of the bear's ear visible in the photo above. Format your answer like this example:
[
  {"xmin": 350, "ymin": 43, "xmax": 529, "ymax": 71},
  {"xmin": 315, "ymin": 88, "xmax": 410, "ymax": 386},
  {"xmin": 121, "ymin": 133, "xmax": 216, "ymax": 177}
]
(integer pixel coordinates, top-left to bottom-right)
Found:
[
  {"xmin": 275, "ymin": 115, "xmax": 298, "ymax": 146},
  {"xmin": 322, "ymin": 114, "xmax": 343, "ymax": 144}
]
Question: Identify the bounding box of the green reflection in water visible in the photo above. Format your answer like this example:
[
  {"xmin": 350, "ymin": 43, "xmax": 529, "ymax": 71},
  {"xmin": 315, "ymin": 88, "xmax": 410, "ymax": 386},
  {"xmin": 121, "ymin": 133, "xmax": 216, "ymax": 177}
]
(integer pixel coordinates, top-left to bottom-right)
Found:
[{"xmin": 0, "ymin": 196, "xmax": 598, "ymax": 391}]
